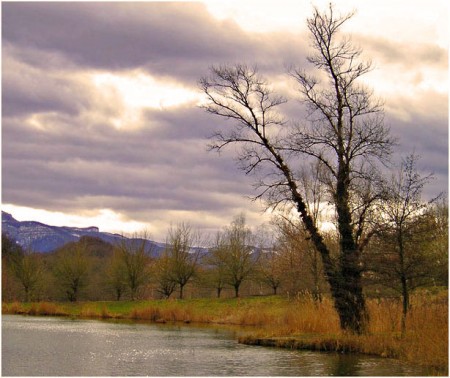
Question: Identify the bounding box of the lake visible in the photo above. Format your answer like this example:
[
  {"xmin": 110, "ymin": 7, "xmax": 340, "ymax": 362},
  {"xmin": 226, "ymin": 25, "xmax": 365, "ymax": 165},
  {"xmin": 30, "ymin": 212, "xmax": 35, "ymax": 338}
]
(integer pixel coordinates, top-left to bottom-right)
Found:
[{"xmin": 2, "ymin": 315, "xmax": 427, "ymax": 376}]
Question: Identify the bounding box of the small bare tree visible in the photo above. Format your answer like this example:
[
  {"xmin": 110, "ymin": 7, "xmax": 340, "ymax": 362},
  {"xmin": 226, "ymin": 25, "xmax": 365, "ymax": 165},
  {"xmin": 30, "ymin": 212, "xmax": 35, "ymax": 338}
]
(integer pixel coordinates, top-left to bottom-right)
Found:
[
  {"xmin": 115, "ymin": 234, "xmax": 152, "ymax": 300},
  {"xmin": 105, "ymin": 250, "xmax": 128, "ymax": 301},
  {"xmin": 154, "ymin": 254, "xmax": 177, "ymax": 299},
  {"xmin": 163, "ymin": 223, "xmax": 201, "ymax": 299},
  {"xmin": 370, "ymin": 153, "xmax": 441, "ymax": 334},
  {"xmin": 204, "ymin": 232, "xmax": 228, "ymax": 298},
  {"xmin": 275, "ymin": 215, "xmax": 328, "ymax": 300},
  {"xmin": 200, "ymin": 5, "xmax": 394, "ymax": 333},
  {"xmin": 11, "ymin": 249, "xmax": 43, "ymax": 302},
  {"xmin": 257, "ymin": 245, "xmax": 283, "ymax": 295},
  {"xmin": 54, "ymin": 240, "xmax": 90, "ymax": 302},
  {"xmin": 211, "ymin": 214, "xmax": 257, "ymax": 298}
]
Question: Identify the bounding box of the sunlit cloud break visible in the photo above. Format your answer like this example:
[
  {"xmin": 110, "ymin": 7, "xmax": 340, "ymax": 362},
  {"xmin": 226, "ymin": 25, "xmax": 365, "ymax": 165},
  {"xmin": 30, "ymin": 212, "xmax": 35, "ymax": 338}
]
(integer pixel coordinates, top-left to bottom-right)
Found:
[
  {"xmin": 2, "ymin": 204, "xmax": 149, "ymax": 236},
  {"xmin": 91, "ymin": 70, "xmax": 202, "ymax": 129}
]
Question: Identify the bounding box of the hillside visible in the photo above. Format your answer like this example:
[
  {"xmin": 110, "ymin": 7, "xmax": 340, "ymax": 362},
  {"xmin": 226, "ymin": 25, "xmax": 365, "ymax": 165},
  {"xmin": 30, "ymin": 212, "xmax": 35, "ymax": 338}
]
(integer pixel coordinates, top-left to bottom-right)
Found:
[{"xmin": 1, "ymin": 211, "xmax": 164, "ymax": 254}]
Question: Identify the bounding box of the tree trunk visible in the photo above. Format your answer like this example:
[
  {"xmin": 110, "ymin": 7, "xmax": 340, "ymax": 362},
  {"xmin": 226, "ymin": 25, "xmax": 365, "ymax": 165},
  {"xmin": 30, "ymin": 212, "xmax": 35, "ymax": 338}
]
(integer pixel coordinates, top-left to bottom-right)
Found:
[
  {"xmin": 293, "ymin": 195, "xmax": 367, "ymax": 333},
  {"xmin": 401, "ymin": 274, "xmax": 409, "ymax": 336},
  {"xmin": 332, "ymin": 270, "xmax": 367, "ymax": 333},
  {"xmin": 179, "ymin": 284, "xmax": 184, "ymax": 300},
  {"xmin": 398, "ymin": 230, "xmax": 409, "ymax": 336},
  {"xmin": 334, "ymin": 170, "xmax": 368, "ymax": 334},
  {"xmin": 311, "ymin": 250, "xmax": 322, "ymax": 303}
]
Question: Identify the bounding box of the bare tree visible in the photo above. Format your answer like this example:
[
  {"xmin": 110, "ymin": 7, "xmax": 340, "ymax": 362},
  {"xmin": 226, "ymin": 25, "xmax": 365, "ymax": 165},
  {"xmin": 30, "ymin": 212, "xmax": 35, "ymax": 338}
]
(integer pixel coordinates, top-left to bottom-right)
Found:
[
  {"xmin": 258, "ymin": 246, "xmax": 283, "ymax": 295},
  {"xmin": 154, "ymin": 253, "xmax": 177, "ymax": 299},
  {"xmin": 115, "ymin": 235, "xmax": 152, "ymax": 300},
  {"xmin": 275, "ymin": 216, "xmax": 328, "ymax": 300},
  {"xmin": 299, "ymin": 161, "xmax": 329, "ymax": 302},
  {"xmin": 11, "ymin": 249, "xmax": 43, "ymax": 302},
  {"xmin": 199, "ymin": 5, "xmax": 394, "ymax": 333},
  {"xmin": 54, "ymin": 240, "xmax": 90, "ymax": 302},
  {"xmin": 163, "ymin": 223, "xmax": 201, "ymax": 299},
  {"xmin": 253, "ymin": 224, "xmax": 284, "ymax": 296},
  {"xmin": 427, "ymin": 197, "xmax": 449, "ymax": 287},
  {"xmin": 204, "ymin": 232, "xmax": 228, "ymax": 298},
  {"xmin": 105, "ymin": 250, "xmax": 128, "ymax": 301},
  {"xmin": 370, "ymin": 153, "xmax": 441, "ymax": 334},
  {"xmin": 212, "ymin": 214, "xmax": 257, "ymax": 298}
]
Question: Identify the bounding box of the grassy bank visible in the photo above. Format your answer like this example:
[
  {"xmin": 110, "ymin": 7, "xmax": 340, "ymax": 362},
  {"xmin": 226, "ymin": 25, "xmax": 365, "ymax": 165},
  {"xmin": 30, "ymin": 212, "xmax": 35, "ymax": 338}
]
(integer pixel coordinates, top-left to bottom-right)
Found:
[{"xmin": 3, "ymin": 293, "xmax": 448, "ymax": 375}]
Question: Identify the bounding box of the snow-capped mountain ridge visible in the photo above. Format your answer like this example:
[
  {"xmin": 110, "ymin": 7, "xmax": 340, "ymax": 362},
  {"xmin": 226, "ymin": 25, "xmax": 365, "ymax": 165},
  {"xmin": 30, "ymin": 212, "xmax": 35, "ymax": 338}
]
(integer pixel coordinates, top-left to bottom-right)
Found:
[{"xmin": 1, "ymin": 211, "xmax": 162, "ymax": 254}]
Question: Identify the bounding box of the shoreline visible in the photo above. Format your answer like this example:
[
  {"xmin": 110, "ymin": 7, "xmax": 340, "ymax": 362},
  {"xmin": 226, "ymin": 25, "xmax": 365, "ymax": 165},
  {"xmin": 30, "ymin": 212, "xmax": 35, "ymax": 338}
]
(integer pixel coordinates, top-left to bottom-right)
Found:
[{"xmin": 2, "ymin": 295, "xmax": 448, "ymax": 375}]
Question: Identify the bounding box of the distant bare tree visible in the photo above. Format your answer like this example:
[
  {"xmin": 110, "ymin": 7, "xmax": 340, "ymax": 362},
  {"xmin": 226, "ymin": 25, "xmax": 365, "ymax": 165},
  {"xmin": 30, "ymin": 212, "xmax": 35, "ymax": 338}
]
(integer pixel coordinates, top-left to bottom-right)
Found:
[
  {"xmin": 54, "ymin": 240, "xmax": 90, "ymax": 302},
  {"xmin": 11, "ymin": 249, "xmax": 43, "ymax": 302},
  {"xmin": 163, "ymin": 223, "xmax": 201, "ymax": 299},
  {"xmin": 298, "ymin": 161, "xmax": 329, "ymax": 302},
  {"xmin": 204, "ymin": 232, "xmax": 228, "ymax": 298},
  {"xmin": 275, "ymin": 216, "xmax": 328, "ymax": 300},
  {"xmin": 105, "ymin": 250, "xmax": 128, "ymax": 300},
  {"xmin": 427, "ymin": 197, "xmax": 449, "ymax": 287},
  {"xmin": 258, "ymin": 245, "xmax": 283, "ymax": 295},
  {"xmin": 210, "ymin": 215, "xmax": 257, "ymax": 298},
  {"xmin": 154, "ymin": 254, "xmax": 177, "ymax": 299},
  {"xmin": 115, "ymin": 234, "xmax": 152, "ymax": 300},
  {"xmin": 2, "ymin": 233, "xmax": 26, "ymax": 301},
  {"xmin": 200, "ymin": 5, "xmax": 394, "ymax": 333}
]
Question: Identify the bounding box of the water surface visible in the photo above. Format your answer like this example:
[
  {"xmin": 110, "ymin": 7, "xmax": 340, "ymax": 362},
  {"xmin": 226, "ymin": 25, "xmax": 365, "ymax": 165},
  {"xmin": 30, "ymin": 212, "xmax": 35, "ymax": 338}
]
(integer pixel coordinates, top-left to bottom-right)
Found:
[{"xmin": 2, "ymin": 315, "xmax": 427, "ymax": 376}]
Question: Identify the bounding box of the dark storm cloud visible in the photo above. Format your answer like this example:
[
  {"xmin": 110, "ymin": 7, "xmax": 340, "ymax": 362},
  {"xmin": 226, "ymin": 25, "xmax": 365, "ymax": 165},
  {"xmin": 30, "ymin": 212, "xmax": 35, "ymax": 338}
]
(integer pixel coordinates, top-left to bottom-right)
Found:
[
  {"xmin": 2, "ymin": 2, "xmax": 306, "ymax": 83},
  {"xmin": 2, "ymin": 103, "xmax": 256, "ymax": 221},
  {"xmin": 389, "ymin": 110, "xmax": 448, "ymax": 174},
  {"xmin": 384, "ymin": 92, "xmax": 448, "ymax": 200},
  {"xmin": 2, "ymin": 46, "xmax": 90, "ymax": 117}
]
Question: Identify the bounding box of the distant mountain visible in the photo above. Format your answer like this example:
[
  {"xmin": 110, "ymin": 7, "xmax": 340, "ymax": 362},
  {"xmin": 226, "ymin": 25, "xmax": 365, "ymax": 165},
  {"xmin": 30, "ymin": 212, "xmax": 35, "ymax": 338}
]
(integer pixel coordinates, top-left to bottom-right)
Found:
[{"xmin": 1, "ymin": 211, "xmax": 165, "ymax": 255}]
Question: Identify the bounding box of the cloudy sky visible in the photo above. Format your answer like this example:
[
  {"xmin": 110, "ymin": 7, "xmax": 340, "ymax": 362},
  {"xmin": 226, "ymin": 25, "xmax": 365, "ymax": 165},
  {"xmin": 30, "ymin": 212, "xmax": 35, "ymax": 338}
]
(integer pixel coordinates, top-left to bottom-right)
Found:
[{"xmin": 2, "ymin": 0, "xmax": 448, "ymax": 242}]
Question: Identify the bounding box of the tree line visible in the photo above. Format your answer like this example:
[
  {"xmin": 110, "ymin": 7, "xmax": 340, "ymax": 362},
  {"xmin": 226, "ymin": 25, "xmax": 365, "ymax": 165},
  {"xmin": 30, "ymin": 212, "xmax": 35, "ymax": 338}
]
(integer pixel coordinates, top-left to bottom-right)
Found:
[{"xmin": 3, "ymin": 198, "xmax": 447, "ymax": 312}]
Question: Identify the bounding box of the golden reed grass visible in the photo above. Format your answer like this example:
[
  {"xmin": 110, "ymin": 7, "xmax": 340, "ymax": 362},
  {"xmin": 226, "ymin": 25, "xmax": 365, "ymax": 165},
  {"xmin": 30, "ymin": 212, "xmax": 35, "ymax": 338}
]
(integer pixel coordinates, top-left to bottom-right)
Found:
[{"xmin": 240, "ymin": 293, "xmax": 448, "ymax": 375}]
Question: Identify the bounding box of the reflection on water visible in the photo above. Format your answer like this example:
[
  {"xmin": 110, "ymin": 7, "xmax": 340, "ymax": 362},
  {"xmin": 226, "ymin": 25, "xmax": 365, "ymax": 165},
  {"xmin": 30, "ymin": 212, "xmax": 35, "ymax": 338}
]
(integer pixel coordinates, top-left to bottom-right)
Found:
[{"xmin": 2, "ymin": 315, "xmax": 427, "ymax": 376}]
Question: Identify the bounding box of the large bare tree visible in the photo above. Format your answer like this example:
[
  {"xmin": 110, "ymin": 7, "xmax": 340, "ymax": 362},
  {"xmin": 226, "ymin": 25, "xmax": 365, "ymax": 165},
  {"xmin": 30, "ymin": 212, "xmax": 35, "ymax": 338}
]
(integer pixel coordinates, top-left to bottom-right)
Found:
[{"xmin": 199, "ymin": 5, "xmax": 394, "ymax": 333}]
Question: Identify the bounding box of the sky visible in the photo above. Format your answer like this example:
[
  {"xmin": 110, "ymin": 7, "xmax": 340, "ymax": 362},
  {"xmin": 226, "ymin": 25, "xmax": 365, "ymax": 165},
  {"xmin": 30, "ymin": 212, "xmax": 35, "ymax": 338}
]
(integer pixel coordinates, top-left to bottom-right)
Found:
[{"xmin": 2, "ymin": 0, "xmax": 448, "ymax": 242}]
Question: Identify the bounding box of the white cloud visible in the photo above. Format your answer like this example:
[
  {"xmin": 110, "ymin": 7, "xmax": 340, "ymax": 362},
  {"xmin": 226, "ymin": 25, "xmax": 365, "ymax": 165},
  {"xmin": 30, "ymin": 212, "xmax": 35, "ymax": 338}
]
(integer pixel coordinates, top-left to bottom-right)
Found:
[
  {"xmin": 204, "ymin": 0, "xmax": 448, "ymax": 48},
  {"xmin": 2, "ymin": 204, "xmax": 149, "ymax": 235},
  {"xmin": 90, "ymin": 70, "xmax": 203, "ymax": 129}
]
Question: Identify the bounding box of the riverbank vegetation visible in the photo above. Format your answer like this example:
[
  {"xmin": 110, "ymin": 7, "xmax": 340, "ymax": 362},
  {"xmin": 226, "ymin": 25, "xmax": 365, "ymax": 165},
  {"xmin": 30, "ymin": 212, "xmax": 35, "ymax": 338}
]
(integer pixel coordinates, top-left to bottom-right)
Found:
[{"xmin": 3, "ymin": 292, "xmax": 447, "ymax": 374}]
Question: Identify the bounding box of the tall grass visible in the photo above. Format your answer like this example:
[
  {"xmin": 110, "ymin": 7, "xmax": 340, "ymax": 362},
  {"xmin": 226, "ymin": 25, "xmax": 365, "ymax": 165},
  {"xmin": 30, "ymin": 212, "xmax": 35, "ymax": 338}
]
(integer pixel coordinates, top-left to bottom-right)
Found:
[
  {"xmin": 2, "ymin": 292, "xmax": 447, "ymax": 374},
  {"xmin": 240, "ymin": 292, "xmax": 447, "ymax": 374}
]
